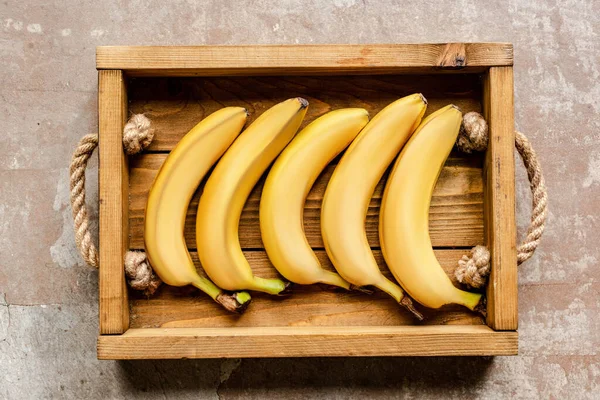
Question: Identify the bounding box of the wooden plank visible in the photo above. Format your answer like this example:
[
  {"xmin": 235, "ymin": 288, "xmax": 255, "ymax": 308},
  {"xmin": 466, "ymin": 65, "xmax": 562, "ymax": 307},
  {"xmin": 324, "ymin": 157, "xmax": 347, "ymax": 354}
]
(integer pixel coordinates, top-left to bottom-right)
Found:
[
  {"xmin": 120, "ymin": 68, "xmax": 491, "ymax": 78},
  {"xmin": 129, "ymin": 249, "xmax": 485, "ymax": 329},
  {"xmin": 128, "ymin": 154, "xmax": 484, "ymax": 249},
  {"xmin": 96, "ymin": 44, "xmax": 513, "ymax": 76},
  {"xmin": 97, "ymin": 325, "xmax": 518, "ymax": 359},
  {"xmin": 98, "ymin": 70, "xmax": 129, "ymax": 334},
  {"xmin": 128, "ymin": 74, "xmax": 483, "ymax": 152},
  {"xmin": 483, "ymin": 67, "xmax": 517, "ymax": 330}
]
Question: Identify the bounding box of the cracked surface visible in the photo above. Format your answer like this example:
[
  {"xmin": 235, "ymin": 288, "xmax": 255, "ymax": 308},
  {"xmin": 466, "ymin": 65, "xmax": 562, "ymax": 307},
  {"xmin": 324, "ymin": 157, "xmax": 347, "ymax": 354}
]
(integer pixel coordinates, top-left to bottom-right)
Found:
[
  {"xmin": 1, "ymin": 0, "xmax": 599, "ymax": 398},
  {"xmin": 0, "ymin": 294, "xmax": 9, "ymax": 343}
]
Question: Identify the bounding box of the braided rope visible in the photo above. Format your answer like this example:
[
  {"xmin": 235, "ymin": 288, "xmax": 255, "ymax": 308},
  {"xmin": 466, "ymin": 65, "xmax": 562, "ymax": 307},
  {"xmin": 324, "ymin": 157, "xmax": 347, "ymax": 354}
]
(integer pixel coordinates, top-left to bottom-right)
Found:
[
  {"xmin": 70, "ymin": 134, "xmax": 100, "ymax": 268},
  {"xmin": 515, "ymin": 131, "xmax": 548, "ymax": 264},
  {"xmin": 454, "ymin": 111, "xmax": 548, "ymax": 289},
  {"xmin": 69, "ymin": 114, "xmax": 161, "ymax": 295}
]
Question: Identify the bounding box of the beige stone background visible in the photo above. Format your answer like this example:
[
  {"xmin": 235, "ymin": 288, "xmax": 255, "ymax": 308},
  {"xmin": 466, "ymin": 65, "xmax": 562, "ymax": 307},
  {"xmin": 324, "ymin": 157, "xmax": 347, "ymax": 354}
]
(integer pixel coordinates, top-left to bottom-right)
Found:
[{"xmin": 1, "ymin": 0, "xmax": 599, "ymax": 398}]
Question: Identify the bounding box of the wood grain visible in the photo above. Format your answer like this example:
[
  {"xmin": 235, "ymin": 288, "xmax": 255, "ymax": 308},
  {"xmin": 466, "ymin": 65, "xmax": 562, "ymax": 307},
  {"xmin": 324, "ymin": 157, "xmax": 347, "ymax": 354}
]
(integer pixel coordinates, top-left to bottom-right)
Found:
[
  {"xmin": 98, "ymin": 70, "xmax": 129, "ymax": 334},
  {"xmin": 436, "ymin": 43, "xmax": 467, "ymax": 68},
  {"xmin": 96, "ymin": 44, "xmax": 513, "ymax": 76},
  {"xmin": 128, "ymin": 74, "xmax": 482, "ymax": 151},
  {"xmin": 128, "ymin": 154, "xmax": 484, "ymax": 250},
  {"xmin": 483, "ymin": 67, "xmax": 518, "ymax": 330},
  {"xmin": 128, "ymin": 249, "xmax": 484, "ymax": 329},
  {"xmin": 97, "ymin": 325, "xmax": 518, "ymax": 359}
]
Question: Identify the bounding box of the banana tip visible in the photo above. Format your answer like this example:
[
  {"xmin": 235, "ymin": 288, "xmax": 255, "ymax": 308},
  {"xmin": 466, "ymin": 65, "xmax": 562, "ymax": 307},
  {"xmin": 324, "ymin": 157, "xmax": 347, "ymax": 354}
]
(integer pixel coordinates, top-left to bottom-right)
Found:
[
  {"xmin": 418, "ymin": 93, "xmax": 428, "ymax": 105},
  {"xmin": 278, "ymin": 281, "xmax": 294, "ymax": 296},
  {"xmin": 474, "ymin": 296, "xmax": 487, "ymax": 317},
  {"xmin": 350, "ymin": 284, "xmax": 375, "ymax": 295},
  {"xmin": 216, "ymin": 292, "xmax": 252, "ymax": 314},
  {"xmin": 451, "ymin": 104, "xmax": 462, "ymax": 113},
  {"xmin": 297, "ymin": 97, "xmax": 309, "ymax": 109},
  {"xmin": 400, "ymin": 296, "xmax": 424, "ymax": 321}
]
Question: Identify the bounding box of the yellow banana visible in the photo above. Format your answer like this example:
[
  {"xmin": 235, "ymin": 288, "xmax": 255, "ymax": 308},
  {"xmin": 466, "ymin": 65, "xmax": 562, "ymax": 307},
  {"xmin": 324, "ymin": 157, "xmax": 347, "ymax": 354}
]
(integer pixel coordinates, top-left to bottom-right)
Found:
[
  {"xmin": 321, "ymin": 94, "xmax": 427, "ymax": 319},
  {"xmin": 380, "ymin": 105, "xmax": 483, "ymax": 310},
  {"xmin": 260, "ymin": 108, "xmax": 370, "ymax": 288},
  {"xmin": 196, "ymin": 98, "xmax": 308, "ymax": 295},
  {"xmin": 144, "ymin": 107, "xmax": 252, "ymax": 313}
]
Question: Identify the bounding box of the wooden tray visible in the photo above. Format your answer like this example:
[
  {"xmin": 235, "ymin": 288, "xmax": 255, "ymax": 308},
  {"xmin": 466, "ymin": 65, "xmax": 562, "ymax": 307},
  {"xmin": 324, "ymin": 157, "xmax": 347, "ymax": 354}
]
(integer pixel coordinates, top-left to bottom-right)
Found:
[{"xmin": 96, "ymin": 44, "xmax": 517, "ymax": 359}]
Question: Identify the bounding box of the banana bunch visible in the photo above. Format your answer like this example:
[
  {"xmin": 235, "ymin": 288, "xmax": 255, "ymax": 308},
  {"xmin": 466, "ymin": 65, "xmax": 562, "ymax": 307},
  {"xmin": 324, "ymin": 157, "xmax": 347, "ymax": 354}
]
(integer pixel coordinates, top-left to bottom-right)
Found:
[{"xmin": 144, "ymin": 94, "xmax": 484, "ymax": 316}]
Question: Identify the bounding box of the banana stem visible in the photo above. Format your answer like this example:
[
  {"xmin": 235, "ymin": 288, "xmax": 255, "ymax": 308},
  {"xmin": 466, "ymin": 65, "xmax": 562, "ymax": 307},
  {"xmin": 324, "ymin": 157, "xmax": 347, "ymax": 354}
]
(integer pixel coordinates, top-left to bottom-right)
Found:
[
  {"xmin": 250, "ymin": 277, "xmax": 293, "ymax": 295},
  {"xmin": 216, "ymin": 291, "xmax": 252, "ymax": 314},
  {"xmin": 190, "ymin": 275, "xmax": 223, "ymax": 300},
  {"xmin": 375, "ymin": 277, "xmax": 406, "ymax": 303},
  {"xmin": 234, "ymin": 291, "xmax": 252, "ymax": 305},
  {"xmin": 318, "ymin": 270, "xmax": 352, "ymax": 290},
  {"xmin": 376, "ymin": 277, "xmax": 423, "ymax": 320},
  {"xmin": 400, "ymin": 297, "xmax": 424, "ymax": 321},
  {"xmin": 191, "ymin": 275, "xmax": 252, "ymax": 313},
  {"xmin": 350, "ymin": 285, "xmax": 375, "ymax": 295},
  {"xmin": 455, "ymin": 289, "xmax": 483, "ymax": 311},
  {"xmin": 474, "ymin": 296, "xmax": 487, "ymax": 317}
]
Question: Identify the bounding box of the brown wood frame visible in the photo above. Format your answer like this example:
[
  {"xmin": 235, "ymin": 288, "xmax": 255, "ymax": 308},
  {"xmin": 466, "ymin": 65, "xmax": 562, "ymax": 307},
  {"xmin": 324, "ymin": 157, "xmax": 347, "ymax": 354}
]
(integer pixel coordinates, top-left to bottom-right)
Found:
[
  {"xmin": 96, "ymin": 43, "xmax": 517, "ymax": 359},
  {"xmin": 98, "ymin": 70, "xmax": 129, "ymax": 334}
]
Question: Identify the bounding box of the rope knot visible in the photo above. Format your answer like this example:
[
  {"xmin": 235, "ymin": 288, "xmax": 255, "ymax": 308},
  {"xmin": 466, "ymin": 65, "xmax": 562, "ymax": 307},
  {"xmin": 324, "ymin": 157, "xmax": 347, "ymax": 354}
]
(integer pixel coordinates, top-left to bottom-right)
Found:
[
  {"xmin": 122, "ymin": 114, "xmax": 154, "ymax": 155},
  {"xmin": 455, "ymin": 245, "xmax": 491, "ymax": 289},
  {"xmin": 124, "ymin": 251, "xmax": 162, "ymax": 296},
  {"xmin": 456, "ymin": 111, "xmax": 488, "ymax": 153}
]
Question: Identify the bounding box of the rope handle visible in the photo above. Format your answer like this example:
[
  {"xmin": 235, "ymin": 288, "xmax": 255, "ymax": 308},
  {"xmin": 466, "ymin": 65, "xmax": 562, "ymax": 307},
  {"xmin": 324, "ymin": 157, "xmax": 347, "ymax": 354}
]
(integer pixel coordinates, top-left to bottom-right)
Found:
[
  {"xmin": 454, "ymin": 112, "xmax": 548, "ymax": 289},
  {"xmin": 69, "ymin": 111, "xmax": 547, "ymax": 295},
  {"xmin": 69, "ymin": 114, "xmax": 161, "ymax": 295}
]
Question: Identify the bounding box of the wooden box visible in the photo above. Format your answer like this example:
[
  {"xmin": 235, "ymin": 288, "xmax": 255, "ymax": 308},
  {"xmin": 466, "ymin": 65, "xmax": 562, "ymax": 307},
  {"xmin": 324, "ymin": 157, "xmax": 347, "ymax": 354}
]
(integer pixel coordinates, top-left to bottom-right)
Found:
[{"xmin": 96, "ymin": 44, "xmax": 517, "ymax": 359}]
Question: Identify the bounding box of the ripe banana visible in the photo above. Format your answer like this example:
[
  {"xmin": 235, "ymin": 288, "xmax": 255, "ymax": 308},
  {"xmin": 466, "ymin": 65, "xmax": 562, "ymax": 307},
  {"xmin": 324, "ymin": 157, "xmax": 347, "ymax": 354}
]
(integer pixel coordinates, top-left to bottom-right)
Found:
[
  {"xmin": 260, "ymin": 108, "xmax": 370, "ymax": 289},
  {"xmin": 321, "ymin": 94, "xmax": 427, "ymax": 318},
  {"xmin": 379, "ymin": 105, "xmax": 483, "ymax": 311},
  {"xmin": 196, "ymin": 98, "xmax": 308, "ymax": 295},
  {"xmin": 144, "ymin": 107, "xmax": 252, "ymax": 313}
]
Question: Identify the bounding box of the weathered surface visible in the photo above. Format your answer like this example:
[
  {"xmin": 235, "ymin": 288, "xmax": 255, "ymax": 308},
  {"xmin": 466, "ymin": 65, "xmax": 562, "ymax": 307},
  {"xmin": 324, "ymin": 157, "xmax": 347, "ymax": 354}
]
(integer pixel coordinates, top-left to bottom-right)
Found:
[{"xmin": 1, "ymin": 0, "xmax": 599, "ymax": 398}]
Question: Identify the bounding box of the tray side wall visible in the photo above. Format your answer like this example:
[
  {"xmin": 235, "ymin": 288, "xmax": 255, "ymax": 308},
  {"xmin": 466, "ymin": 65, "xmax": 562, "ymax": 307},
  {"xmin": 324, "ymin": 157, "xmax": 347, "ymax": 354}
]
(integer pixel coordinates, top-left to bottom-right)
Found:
[
  {"xmin": 97, "ymin": 326, "xmax": 518, "ymax": 359},
  {"xmin": 98, "ymin": 70, "xmax": 130, "ymax": 334},
  {"xmin": 483, "ymin": 67, "xmax": 518, "ymax": 330},
  {"xmin": 96, "ymin": 43, "xmax": 513, "ymax": 76}
]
